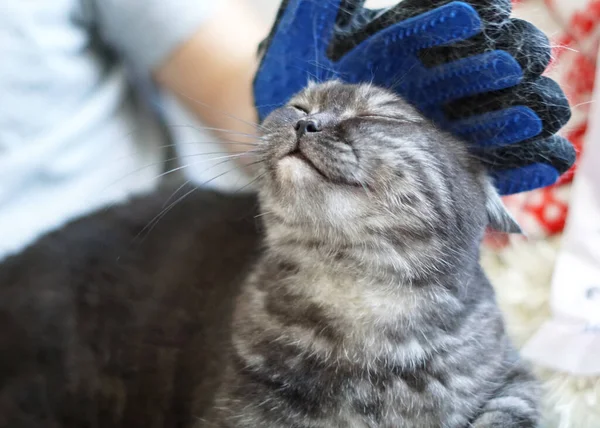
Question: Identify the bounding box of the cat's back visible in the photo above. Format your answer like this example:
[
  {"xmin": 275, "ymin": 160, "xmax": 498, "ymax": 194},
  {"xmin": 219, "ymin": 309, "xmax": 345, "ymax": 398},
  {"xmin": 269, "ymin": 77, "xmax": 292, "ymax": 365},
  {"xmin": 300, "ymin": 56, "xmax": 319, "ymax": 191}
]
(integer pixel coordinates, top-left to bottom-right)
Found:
[{"xmin": 0, "ymin": 188, "xmax": 262, "ymax": 428}]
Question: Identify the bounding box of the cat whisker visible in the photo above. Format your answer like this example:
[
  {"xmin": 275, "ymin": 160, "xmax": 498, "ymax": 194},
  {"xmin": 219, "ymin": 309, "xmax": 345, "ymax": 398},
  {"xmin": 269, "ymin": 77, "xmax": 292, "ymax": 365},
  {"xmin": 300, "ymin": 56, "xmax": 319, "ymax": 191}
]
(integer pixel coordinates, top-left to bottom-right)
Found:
[
  {"xmin": 176, "ymin": 150, "xmax": 258, "ymax": 159},
  {"xmin": 97, "ymin": 136, "xmax": 260, "ymax": 166},
  {"xmin": 169, "ymin": 90, "xmax": 266, "ymax": 132},
  {"xmin": 549, "ymin": 44, "xmax": 580, "ymax": 54},
  {"xmin": 254, "ymin": 210, "xmax": 275, "ymax": 219},
  {"xmin": 161, "ymin": 179, "xmax": 192, "ymax": 208},
  {"xmin": 183, "ymin": 140, "xmax": 258, "ymax": 146},
  {"xmin": 113, "ymin": 125, "xmax": 260, "ymax": 145},
  {"xmin": 235, "ymin": 171, "xmax": 267, "ymax": 194},
  {"xmin": 388, "ymin": 62, "xmax": 420, "ymax": 91},
  {"xmin": 161, "ymin": 160, "xmax": 263, "ymax": 205},
  {"xmin": 572, "ymin": 99, "xmax": 595, "ymax": 109},
  {"xmin": 306, "ymin": 59, "xmax": 338, "ymax": 75},
  {"xmin": 104, "ymin": 151, "xmax": 255, "ymax": 193},
  {"xmin": 168, "ymin": 124, "xmax": 259, "ymax": 139},
  {"xmin": 133, "ymin": 186, "xmax": 199, "ymax": 245},
  {"xmin": 134, "ymin": 161, "xmax": 256, "ymax": 244},
  {"xmin": 300, "ymin": 68, "xmax": 321, "ymax": 85},
  {"xmin": 155, "ymin": 152, "xmax": 256, "ymax": 181}
]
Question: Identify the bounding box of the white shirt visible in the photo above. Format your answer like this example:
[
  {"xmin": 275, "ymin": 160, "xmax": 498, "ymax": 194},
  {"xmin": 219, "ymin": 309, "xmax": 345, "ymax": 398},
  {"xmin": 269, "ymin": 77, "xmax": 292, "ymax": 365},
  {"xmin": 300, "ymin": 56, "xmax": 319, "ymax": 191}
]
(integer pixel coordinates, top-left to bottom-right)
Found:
[{"xmin": 0, "ymin": 0, "xmax": 214, "ymax": 259}]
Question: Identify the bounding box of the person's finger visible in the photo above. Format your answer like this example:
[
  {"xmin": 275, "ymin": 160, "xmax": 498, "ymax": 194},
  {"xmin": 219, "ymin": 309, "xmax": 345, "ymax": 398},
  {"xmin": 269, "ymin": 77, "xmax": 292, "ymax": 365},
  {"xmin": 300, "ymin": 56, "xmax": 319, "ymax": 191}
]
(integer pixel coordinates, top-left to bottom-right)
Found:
[
  {"xmin": 254, "ymin": 0, "xmax": 348, "ymax": 119},
  {"xmin": 259, "ymin": 0, "xmax": 346, "ymax": 59},
  {"xmin": 482, "ymin": 135, "xmax": 576, "ymax": 194},
  {"xmin": 368, "ymin": 0, "xmax": 511, "ymax": 30},
  {"xmin": 491, "ymin": 164, "xmax": 559, "ymax": 194},
  {"xmin": 332, "ymin": 1, "xmax": 482, "ymax": 61},
  {"xmin": 406, "ymin": 50, "xmax": 522, "ymax": 108},
  {"xmin": 450, "ymin": 106, "xmax": 543, "ymax": 148},
  {"xmin": 444, "ymin": 76, "xmax": 571, "ymax": 138},
  {"xmin": 419, "ymin": 19, "xmax": 551, "ymax": 79}
]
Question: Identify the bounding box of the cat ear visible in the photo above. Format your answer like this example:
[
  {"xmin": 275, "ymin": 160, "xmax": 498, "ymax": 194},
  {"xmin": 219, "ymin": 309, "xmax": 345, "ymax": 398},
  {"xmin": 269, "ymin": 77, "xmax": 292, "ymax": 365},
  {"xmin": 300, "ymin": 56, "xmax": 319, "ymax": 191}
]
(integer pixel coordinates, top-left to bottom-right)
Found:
[{"xmin": 483, "ymin": 178, "xmax": 523, "ymax": 234}]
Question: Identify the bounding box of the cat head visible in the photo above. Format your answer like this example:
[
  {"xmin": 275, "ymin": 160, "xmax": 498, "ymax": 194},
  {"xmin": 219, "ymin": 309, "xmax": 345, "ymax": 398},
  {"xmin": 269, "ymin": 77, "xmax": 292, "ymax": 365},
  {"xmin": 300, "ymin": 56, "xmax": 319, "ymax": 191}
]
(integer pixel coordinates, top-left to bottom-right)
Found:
[{"xmin": 257, "ymin": 81, "xmax": 519, "ymax": 243}]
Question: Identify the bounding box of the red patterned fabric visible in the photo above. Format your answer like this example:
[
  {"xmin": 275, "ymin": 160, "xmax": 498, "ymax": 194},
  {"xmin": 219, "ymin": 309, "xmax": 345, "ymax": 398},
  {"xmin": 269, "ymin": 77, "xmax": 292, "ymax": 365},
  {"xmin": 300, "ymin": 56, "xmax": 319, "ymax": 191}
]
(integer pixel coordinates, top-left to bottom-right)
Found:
[{"xmin": 488, "ymin": 0, "xmax": 598, "ymax": 243}]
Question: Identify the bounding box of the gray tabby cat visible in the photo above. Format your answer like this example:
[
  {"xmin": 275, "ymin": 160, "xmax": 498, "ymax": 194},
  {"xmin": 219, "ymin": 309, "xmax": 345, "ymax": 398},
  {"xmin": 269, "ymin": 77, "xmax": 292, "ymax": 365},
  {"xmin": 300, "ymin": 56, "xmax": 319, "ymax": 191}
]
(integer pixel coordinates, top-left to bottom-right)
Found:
[
  {"xmin": 0, "ymin": 81, "xmax": 537, "ymax": 428},
  {"xmin": 204, "ymin": 81, "xmax": 538, "ymax": 427}
]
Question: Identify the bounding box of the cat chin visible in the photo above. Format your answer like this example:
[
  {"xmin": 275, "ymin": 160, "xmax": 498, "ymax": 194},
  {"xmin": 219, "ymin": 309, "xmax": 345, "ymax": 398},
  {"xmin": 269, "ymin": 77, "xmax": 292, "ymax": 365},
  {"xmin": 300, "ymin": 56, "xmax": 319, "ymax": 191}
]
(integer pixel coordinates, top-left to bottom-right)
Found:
[{"xmin": 276, "ymin": 155, "xmax": 323, "ymax": 185}]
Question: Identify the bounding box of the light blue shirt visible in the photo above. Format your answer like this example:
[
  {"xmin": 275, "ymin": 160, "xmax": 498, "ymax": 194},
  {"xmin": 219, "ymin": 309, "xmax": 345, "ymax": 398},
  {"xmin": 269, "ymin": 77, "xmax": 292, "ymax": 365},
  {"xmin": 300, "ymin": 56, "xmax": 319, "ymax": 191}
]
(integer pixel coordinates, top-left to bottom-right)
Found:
[{"xmin": 0, "ymin": 0, "xmax": 214, "ymax": 259}]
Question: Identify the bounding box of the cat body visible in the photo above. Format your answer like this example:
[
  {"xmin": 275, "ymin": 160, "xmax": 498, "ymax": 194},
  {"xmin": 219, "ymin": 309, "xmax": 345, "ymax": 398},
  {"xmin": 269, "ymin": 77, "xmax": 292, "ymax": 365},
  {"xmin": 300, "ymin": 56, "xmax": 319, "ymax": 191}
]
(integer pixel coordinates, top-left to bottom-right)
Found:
[
  {"xmin": 211, "ymin": 251, "xmax": 532, "ymax": 428},
  {"xmin": 0, "ymin": 82, "xmax": 538, "ymax": 427},
  {"xmin": 204, "ymin": 82, "xmax": 537, "ymax": 427},
  {"xmin": 0, "ymin": 189, "xmax": 261, "ymax": 427}
]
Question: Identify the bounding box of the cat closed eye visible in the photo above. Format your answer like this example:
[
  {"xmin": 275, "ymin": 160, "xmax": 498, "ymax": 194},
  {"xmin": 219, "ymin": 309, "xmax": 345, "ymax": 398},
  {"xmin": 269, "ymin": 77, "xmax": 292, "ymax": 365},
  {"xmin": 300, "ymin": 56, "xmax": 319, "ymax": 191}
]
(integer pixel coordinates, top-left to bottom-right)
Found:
[
  {"xmin": 356, "ymin": 114, "xmax": 410, "ymax": 123},
  {"xmin": 290, "ymin": 105, "xmax": 310, "ymax": 114}
]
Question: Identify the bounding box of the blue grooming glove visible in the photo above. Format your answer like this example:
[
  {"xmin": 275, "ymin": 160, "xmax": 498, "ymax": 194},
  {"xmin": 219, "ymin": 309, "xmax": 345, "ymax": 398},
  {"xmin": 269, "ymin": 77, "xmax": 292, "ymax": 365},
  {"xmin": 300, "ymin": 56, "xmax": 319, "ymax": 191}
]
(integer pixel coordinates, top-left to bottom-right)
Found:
[{"xmin": 253, "ymin": 0, "xmax": 575, "ymax": 195}]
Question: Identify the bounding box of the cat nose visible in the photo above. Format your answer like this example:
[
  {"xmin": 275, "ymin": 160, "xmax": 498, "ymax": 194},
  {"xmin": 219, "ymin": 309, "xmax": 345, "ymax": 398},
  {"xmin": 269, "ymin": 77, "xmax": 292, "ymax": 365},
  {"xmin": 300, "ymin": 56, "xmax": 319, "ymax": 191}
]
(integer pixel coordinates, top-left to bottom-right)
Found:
[{"xmin": 294, "ymin": 118, "xmax": 321, "ymax": 137}]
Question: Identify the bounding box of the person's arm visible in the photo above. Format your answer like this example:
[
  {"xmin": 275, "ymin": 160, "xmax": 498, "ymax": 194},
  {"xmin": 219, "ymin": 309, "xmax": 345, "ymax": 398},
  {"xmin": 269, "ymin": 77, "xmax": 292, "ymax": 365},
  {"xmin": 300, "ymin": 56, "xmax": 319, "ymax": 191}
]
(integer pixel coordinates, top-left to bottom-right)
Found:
[
  {"xmin": 93, "ymin": 0, "xmax": 265, "ymax": 159},
  {"xmin": 154, "ymin": 0, "xmax": 264, "ymax": 154}
]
